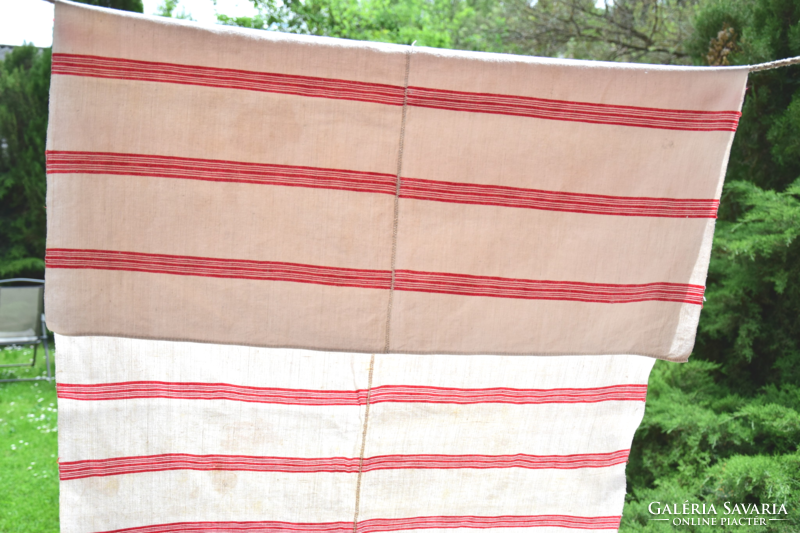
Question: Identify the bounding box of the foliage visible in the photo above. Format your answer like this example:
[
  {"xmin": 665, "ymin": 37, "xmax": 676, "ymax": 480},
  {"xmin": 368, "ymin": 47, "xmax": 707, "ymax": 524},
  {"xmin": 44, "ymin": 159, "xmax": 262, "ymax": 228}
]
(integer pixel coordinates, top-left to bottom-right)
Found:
[
  {"xmin": 221, "ymin": 0, "xmax": 702, "ymax": 63},
  {"xmin": 0, "ymin": 2, "xmax": 142, "ymax": 279},
  {"xmin": 218, "ymin": 0, "xmax": 505, "ymax": 51},
  {"xmin": 689, "ymin": 0, "xmax": 800, "ymax": 400},
  {"xmin": 71, "ymin": 0, "xmax": 144, "ymax": 12},
  {"xmin": 623, "ymin": 361, "xmax": 800, "ymax": 531},
  {"xmin": 621, "ymin": 0, "xmax": 800, "ymax": 529},
  {"xmin": 157, "ymin": 0, "xmax": 193, "ymax": 20},
  {"xmin": 497, "ymin": 0, "xmax": 700, "ymax": 63},
  {"xmin": 0, "ymin": 46, "xmax": 50, "ymax": 279},
  {"xmin": 701, "ymin": 181, "xmax": 800, "ymax": 390}
]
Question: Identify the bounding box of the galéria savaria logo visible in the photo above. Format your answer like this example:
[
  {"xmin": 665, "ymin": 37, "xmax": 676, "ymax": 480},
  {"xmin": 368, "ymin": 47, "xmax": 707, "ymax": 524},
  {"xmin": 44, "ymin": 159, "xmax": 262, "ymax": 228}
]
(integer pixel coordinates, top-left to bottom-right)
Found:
[{"xmin": 648, "ymin": 500, "xmax": 790, "ymax": 526}]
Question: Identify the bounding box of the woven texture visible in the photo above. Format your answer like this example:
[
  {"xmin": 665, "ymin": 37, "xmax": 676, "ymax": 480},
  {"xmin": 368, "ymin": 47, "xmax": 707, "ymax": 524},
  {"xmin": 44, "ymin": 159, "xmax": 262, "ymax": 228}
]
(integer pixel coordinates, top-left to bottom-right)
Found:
[
  {"xmin": 44, "ymin": 1, "xmax": 749, "ymax": 360},
  {"xmin": 45, "ymin": 1, "xmax": 751, "ymax": 531},
  {"xmin": 56, "ymin": 335, "xmax": 654, "ymax": 533}
]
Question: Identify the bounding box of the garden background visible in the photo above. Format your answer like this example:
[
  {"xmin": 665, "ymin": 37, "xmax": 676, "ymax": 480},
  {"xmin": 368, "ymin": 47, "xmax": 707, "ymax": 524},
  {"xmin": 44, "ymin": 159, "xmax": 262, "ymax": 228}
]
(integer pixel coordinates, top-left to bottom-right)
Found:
[{"xmin": 1, "ymin": 0, "xmax": 798, "ymax": 531}]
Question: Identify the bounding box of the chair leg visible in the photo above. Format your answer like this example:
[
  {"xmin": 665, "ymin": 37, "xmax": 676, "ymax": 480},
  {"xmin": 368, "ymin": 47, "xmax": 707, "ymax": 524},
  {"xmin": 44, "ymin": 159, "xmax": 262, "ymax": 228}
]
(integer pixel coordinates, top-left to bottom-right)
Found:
[
  {"xmin": 43, "ymin": 340, "xmax": 52, "ymax": 381},
  {"xmin": 31, "ymin": 344, "xmax": 38, "ymax": 367}
]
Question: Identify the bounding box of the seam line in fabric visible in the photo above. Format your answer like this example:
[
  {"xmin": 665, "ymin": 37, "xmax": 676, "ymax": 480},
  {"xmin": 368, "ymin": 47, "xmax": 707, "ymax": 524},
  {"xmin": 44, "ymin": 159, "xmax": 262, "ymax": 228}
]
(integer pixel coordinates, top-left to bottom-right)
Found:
[
  {"xmin": 384, "ymin": 47, "xmax": 413, "ymax": 354},
  {"xmin": 353, "ymin": 354, "xmax": 376, "ymax": 533}
]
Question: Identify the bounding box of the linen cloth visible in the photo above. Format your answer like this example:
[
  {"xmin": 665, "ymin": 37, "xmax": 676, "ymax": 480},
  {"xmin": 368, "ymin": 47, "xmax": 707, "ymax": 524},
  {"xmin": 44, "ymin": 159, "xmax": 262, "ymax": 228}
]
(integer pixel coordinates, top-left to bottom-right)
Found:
[
  {"xmin": 45, "ymin": 1, "xmax": 749, "ymax": 360},
  {"xmin": 56, "ymin": 335, "xmax": 654, "ymax": 533},
  {"xmin": 44, "ymin": 1, "xmax": 749, "ymax": 532}
]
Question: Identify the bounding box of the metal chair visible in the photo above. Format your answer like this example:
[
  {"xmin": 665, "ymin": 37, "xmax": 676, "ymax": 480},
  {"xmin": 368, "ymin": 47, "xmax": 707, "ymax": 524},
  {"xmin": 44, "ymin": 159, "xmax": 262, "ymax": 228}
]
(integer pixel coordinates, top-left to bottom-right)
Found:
[{"xmin": 0, "ymin": 278, "xmax": 52, "ymax": 383}]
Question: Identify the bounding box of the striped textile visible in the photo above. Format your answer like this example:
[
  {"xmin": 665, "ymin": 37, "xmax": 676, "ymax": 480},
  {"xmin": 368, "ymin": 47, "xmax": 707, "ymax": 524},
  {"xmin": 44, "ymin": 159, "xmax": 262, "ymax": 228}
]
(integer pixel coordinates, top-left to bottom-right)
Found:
[
  {"xmin": 46, "ymin": 151, "xmax": 720, "ymax": 218},
  {"xmin": 49, "ymin": 53, "xmax": 742, "ymax": 131},
  {"xmin": 56, "ymin": 382, "xmax": 648, "ymax": 405},
  {"xmin": 56, "ymin": 335, "xmax": 654, "ymax": 533},
  {"xmin": 45, "ymin": 249, "xmax": 704, "ymax": 305},
  {"xmin": 57, "ymin": 450, "xmax": 632, "ymax": 480},
  {"xmin": 45, "ymin": 2, "xmax": 749, "ymax": 532},
  {"xmin": 45, "ymin": 0, "xmax": 749, "ymax": 360}
]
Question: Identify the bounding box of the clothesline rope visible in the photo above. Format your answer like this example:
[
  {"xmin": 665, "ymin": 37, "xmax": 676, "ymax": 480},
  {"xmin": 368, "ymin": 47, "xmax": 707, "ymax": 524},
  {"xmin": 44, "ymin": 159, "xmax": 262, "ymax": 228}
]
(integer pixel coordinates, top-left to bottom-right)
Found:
[
  {"xmin": 748, "ymin": 55, "xmax": 800, "ymax": 72},
  {"xmin": 27, "ymin": 0, "xmax": 800, "ymax": 71}
]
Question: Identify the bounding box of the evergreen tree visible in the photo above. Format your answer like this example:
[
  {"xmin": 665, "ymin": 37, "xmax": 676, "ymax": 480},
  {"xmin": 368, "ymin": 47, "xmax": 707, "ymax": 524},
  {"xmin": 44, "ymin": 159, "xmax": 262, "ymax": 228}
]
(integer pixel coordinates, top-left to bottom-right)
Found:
[
  {"xmin": 73, "ymin": 0, "xmax": 143, "ymax": 12},
  {"xmin": 622, "ymin": 1, "xmax": 800, "ymax": 530},
  {"xmin": 0, "ymin": 46, "xmax": 50, "ymax": 278},
  {"xmin": 0, "ymin": 0, "xmax": 142, "ymax": 278}
]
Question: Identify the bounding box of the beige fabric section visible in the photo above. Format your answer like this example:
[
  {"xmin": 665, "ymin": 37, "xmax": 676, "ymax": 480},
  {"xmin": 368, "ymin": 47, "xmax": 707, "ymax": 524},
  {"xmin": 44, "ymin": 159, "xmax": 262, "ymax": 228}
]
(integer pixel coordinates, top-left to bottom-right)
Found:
[
  {"xmin": 389, "ymin": 292, "xmax": 686, "ymax": 358},
  {"xmin": 47, "ymin": 174, "xmax": 394, "ymax": 270},
  {"xmin": 391, "ymin": 201, "xmax": 710, "ymax": 360},
  {"xmin": 46, "ymin": 1, "xmax": 749, "ymax": 359},
  {"xmin": 395, "ymin": 199, "xmax": 710, "ymax": 283},
  {"xmin": 402, "ymin": 107, "xmax": 736, "ymax": 198},
  {"xmin": 47, "ymin": 270, "xmax": 388, "ymax": 352},
  {"xmin": 47, "ymin": 75, "xmax": 403, "ymax": 174}
]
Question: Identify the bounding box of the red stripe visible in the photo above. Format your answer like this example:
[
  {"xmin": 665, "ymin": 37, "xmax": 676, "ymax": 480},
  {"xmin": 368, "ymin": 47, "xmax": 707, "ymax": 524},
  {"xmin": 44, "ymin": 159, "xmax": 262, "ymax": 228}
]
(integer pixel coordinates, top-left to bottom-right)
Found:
[
  {"xmin": 51, "ymin": 53, "xmax": 739, "ymax": 132},
  {"xmin": 45, "ymin": 249, "xmax": 703, "ymax": 305},
  {"xmin": 394, "ymin": 270, "xmax": 705, "ymax": 305},
  {"xmin": 44, "ymin": 249, "xmax": 391, "ymax": 290},
  {"xmin": 358, "ymin": 515, "xmax": 621, "ymax": 532},
  {"xmin": 57, "ymin": 382, "xmax": 648, "ymax": 405},
  {"xmin": 47, "ymin": 151, "xmax": 719, "ymax": 219},
  {"xmin": 399, "ymin": 177, "xmax": 718, "ymax": 218},
  {"xmin": 407, "ymin": 86, "xmax": 740, "ymax": 132},
  {"xmin": 59, "ymin": 454, "xmax": 360, "ymax": 480},
  {"xmin": 59, "ymin": 451, "xmax": 629, "ymax": 480},
  {"xmin": 360, "ymin": 451, "xmax": 629, "ymax": 472},
  {"xmin": 57, "ymin": 381, "xmax": 367, "ymax": 405},
  {"xmin": 92, "ymin": 515, "xmax": 620, "ymax": 533},
  {"xmin": 45, "ymin": 151, "xmax": 398, "ymax": 196},
  {"xmin": 95, "ymin": 521, "xmax": 355, "ymax": 533},
  {"xmin": 368, "ymin": 384, "xmax": 648, "ymax": 404},
  {"xmin": 51, "ymin": 53, "xmax": 406, "ymax": 106}
]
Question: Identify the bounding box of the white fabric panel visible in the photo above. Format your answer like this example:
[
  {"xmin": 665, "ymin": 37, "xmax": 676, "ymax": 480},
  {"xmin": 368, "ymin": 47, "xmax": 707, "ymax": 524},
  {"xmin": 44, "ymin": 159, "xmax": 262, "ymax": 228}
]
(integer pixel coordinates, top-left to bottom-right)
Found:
[
  {"xmin": 60, "ymin": 471, "xmax": 358, "ymax": 533},
  {"xmin": 365, "ymin": 402, "xmax": 647, "ymax": 456},
  {"xmin": 58, "ymin": 399, "xmax": 363, "ymax": 461},
  {"xmin": 357, "ymin": 466, "xmax": 628, "ymax": 519},
  {"xmin": 56, "ymin": 334, "xmax": 373, "ymax": 388},
  {"xmin": 56, "ymin": 335, "xmax": 654, "ymax": 533},
  {"xmin": 372, "ymin": 353, "xmax": 654, "ymax": 387}
]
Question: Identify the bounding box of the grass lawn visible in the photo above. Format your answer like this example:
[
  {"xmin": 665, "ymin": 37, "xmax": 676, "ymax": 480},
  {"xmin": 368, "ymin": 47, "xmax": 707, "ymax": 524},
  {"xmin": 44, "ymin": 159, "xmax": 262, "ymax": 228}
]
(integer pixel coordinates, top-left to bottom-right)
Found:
[{"xmin": 0, "ymin": 344, "xmax": 59, "ymax": 532}]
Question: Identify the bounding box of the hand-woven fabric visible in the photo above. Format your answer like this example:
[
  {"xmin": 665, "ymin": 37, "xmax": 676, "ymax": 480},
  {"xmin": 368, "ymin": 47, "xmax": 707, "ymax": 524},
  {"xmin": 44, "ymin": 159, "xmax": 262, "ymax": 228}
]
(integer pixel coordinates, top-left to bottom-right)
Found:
[
  {"xmin": 56, "ymin": 335, "xmax": 654, "ymax": 533},
  {"xmin": 45, "ymin": 1, "xmax": 748, "ymax": 360},
  {"xmin": 45, "ymin": 1, "xmax": 749, "ymax": 531}
]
